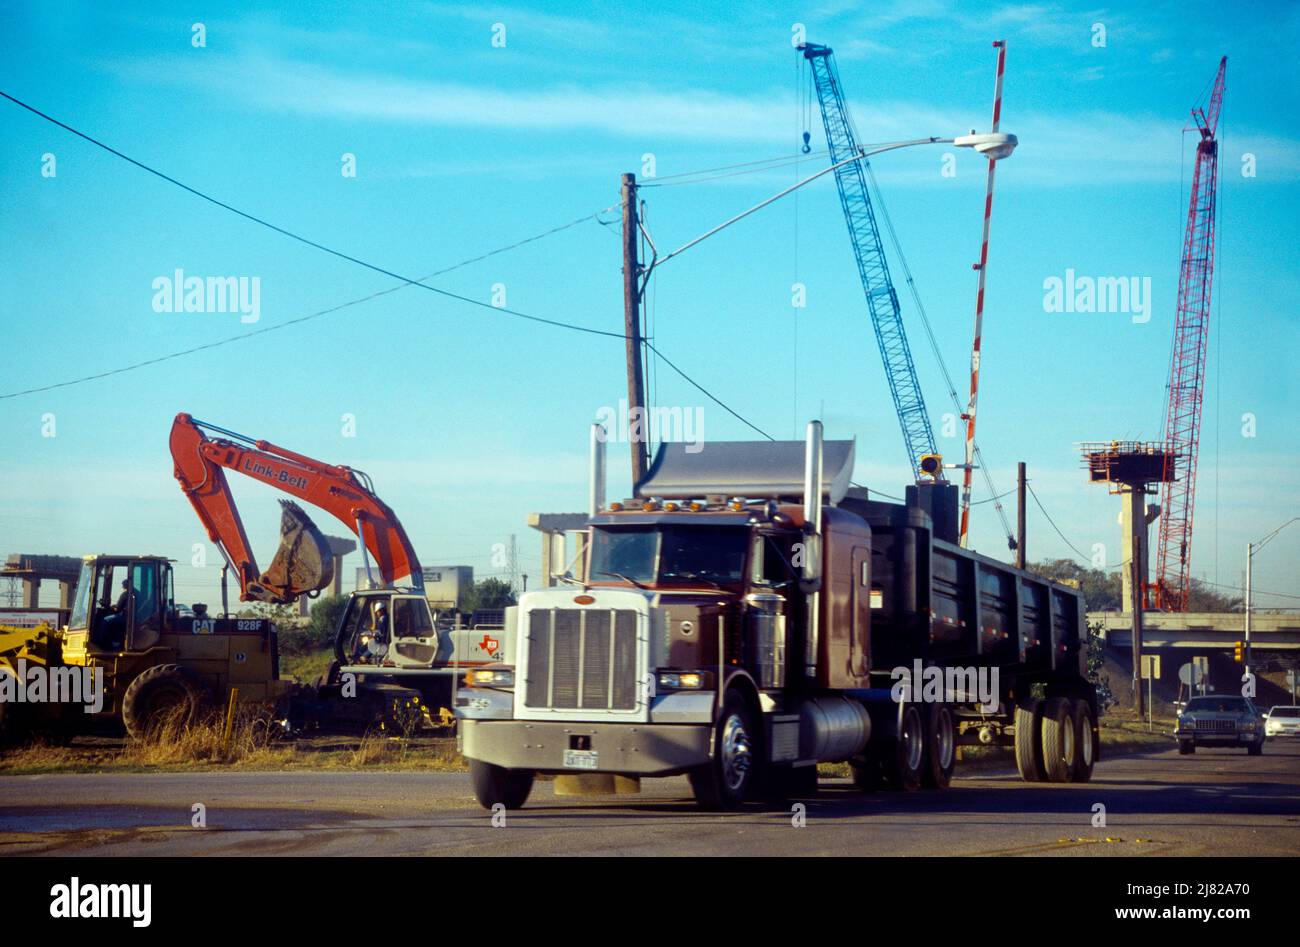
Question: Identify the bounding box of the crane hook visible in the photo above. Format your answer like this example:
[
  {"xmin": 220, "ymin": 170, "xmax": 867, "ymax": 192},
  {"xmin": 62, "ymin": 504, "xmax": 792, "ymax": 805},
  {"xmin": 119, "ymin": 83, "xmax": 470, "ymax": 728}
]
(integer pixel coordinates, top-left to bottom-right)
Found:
[{"xmin": 801, "ymin": 131, "xmax": 812, "ymax": 154}]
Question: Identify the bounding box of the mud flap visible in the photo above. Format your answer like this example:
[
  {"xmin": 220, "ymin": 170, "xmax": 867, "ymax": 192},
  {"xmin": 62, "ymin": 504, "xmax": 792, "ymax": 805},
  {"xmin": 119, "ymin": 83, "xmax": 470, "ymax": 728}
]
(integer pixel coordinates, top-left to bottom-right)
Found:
[{"xmin": 259, "ymin": 500, "xmax": 334, "ymax": 600}]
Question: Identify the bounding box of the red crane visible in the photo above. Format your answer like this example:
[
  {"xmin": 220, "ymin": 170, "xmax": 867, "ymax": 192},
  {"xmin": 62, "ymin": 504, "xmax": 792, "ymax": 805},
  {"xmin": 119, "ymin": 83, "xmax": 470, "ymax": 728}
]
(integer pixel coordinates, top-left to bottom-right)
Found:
[{"xmin": 1153, "ymin": 57, "xmax": 1227, "ymax": 611}]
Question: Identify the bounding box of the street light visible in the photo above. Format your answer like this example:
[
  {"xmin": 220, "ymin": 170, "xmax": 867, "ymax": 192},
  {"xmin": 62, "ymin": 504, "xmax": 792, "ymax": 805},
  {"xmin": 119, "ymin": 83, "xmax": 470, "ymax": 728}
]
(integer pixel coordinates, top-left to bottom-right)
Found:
[
  {"xmin": 1245, "ymin": 516, "xmax": 1300, "ymax": 679},
  {"xmin": 644, "ymin": 129, "xmax": 1018, "ymax": 275}
]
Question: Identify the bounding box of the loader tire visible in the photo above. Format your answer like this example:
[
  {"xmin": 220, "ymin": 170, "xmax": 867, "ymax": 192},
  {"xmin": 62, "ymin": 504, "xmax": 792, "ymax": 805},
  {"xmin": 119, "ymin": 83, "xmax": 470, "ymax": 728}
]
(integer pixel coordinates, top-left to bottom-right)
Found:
[
  {"xmin": 122, "ymin": 664, "xmax": 209, "ymax": 741},
  {"xmin": 1040, "ymin": 697, "xmax": 1076, "ymax": 783},
  {"xmin": 469, "ymin": 760, "xmax": 534, "ymax": 810},
  {"xmin": 1014, "ymin": 699, "xmax": 1046, "ymax": 782}
]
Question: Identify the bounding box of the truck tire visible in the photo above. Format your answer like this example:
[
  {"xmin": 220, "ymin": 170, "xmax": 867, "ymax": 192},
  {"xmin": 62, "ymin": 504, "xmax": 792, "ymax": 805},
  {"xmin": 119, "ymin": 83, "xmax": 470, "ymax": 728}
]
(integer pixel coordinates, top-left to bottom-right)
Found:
[
  {"xmin": 1070, "ymin": 700, "xmax": 1097, "ymax": 782},
  {"xmin": 1014, "ymin": 699, "xmax": 1046, "ymax": 782},
  {"xmin": 469, "ymin": 759, "xmax": 534, "ymax": 809},
  {"xmin": 121, "ymin": 664, "xmax": 209, "ymax": 741},
  {"xmin": 1248, "ymin": 739, "xmax": 1264, "ymax": 756},
  {"xmin": 879, "ymin": 703, "xmax": 926, "ymax": 792},
  {"xmin": 1040, "ymin": 697, "xmax": 1075, "ymax": 783},
  {"xmin": 689, "ymin": 690, "xmax": 759, "ymax": 809},
  {"xmin": 924, "ymin": 704, "xmax": 956, "ymax": 789}
]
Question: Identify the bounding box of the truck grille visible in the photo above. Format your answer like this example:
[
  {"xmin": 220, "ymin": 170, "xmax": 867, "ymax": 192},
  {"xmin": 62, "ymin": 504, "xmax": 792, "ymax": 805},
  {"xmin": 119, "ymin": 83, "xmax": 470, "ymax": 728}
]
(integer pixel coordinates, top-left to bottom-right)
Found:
[
  {"xmin": 523, "ymin": 608, "xmax": 639, "ymax": 711},
  {"xmin": 1194, "ymin": 718, "xmax": 1236, "ymax": 732}
]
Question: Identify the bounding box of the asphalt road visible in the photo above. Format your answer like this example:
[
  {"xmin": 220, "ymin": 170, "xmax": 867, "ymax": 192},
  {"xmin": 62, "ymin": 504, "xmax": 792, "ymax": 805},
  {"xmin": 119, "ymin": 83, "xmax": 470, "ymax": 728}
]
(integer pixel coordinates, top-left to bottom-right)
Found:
[{"xmin": 2, "ymin": 743, "xmax": 1298, "ymax": 856}]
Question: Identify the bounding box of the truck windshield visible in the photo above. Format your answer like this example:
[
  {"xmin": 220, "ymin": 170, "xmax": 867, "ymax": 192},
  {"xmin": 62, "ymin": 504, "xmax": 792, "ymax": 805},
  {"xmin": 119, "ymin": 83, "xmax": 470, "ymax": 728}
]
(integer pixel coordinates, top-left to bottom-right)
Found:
[{"xmin": 589, "ymin": 525, "xmax": 748, "ymax": 588}]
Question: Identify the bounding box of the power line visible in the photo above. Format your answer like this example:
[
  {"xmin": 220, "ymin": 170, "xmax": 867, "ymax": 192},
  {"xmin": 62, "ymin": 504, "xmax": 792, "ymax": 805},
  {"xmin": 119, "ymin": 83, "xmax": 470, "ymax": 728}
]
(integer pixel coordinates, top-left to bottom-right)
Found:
[
  {"xmin": 0, "ymin": 92, "xmax": 778, "ymax": 441},
  {"xmin": 1026, "ymin": 482, "xmax": 1103, "ymax": 566}
]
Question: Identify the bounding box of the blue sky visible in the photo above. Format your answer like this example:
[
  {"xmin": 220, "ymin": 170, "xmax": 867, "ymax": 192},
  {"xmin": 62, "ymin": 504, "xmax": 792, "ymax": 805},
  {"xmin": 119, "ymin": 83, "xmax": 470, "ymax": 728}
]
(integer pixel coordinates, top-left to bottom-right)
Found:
[{"xmin": 1, "ymin": 0, "xmax": 1297, "ymax": 610}]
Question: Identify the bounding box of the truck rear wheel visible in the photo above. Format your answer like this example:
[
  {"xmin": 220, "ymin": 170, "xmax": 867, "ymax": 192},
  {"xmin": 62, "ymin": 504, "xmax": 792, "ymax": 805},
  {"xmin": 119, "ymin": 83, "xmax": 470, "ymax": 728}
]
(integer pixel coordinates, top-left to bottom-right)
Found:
[
  {"xmin": 469, "ymin": 759, "xmax": 534, "ymax": 810},
  {"xmin": 121, "ymin": 664, "xmax": 210, "ymax": 740},
  {"xmin": 879, "ymin": 704, "xmax": 925, "ymax": 791},
  {"xmin": 1070, "ymin": 700, "xmax": 1097, "ymax": 782},
  {"xmin": 1014, "ymin": 699, "xmax": 1046, "ymax": 782},
  {"xmin": 689, "ymin": 690, "xmax": 759, "ymax": 809},
  {"xmin": 1040, "ymin": 697, "xmax": 1075, "ymax": 783},
  {"xmin": 924, "ymin": 704, "xmax": 956, "ymax": 789}
]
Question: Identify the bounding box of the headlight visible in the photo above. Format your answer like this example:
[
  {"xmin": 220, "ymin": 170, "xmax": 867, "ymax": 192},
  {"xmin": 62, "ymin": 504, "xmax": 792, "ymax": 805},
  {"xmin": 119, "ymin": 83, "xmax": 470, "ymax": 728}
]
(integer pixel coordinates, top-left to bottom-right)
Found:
[
  {"xmin": 658, "ymin": 671, "xmax": 705, "ymax": 690},
  {"xmin": 1241, "ymin": 720, "xmax": 1257, "ymax": 731},
  {"xmin": 468, "ymin": 668, "xmax": 514, "ymax": 687}
]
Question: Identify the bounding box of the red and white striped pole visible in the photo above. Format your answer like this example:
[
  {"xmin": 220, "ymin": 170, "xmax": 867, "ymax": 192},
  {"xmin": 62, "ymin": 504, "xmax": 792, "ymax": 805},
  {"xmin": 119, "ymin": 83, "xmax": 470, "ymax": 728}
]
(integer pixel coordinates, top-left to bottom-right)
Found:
[{"xmin": 958, "ymin": 40, "xmax": 1007, "ymax": 549}]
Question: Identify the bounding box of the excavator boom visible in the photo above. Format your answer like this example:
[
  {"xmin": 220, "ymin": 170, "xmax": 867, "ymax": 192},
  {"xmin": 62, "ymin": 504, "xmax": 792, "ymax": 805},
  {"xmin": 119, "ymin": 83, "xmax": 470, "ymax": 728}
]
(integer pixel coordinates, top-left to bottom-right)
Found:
[{"xmin": 170, "ymin": 413, "xmax": 423, "ymax": 604}]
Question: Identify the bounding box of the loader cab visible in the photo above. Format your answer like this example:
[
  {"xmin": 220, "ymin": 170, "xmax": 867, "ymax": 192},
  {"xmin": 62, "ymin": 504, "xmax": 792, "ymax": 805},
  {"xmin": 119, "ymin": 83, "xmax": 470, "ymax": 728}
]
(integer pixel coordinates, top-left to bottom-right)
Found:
[{"xmin": 68, "ymin": 555, "xmax": 173, "ymax": 654}]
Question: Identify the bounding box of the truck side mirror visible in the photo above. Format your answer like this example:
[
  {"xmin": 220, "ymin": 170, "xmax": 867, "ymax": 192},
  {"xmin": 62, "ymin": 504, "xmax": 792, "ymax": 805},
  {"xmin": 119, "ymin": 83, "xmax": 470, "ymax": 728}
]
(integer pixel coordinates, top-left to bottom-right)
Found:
[{"xmin": 798, "ymin": 528, "xmax": 822, "ymax": 594}]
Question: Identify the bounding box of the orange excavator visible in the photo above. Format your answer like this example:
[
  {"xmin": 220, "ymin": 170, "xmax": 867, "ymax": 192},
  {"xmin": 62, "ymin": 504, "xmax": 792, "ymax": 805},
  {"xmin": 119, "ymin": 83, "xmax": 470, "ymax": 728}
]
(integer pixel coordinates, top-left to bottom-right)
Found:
[{"xmin": 169, "ymin": 413, "xmax": 423, "ymax": 604}]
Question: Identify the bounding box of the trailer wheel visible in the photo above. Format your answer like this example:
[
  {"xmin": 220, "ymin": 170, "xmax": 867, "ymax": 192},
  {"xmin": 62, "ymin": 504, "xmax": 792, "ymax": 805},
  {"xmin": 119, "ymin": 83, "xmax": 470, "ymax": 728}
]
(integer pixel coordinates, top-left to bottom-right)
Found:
[
  {"xmin": 1040, "ymin": 697, "xmax": 1075, "ymax": 783},
  {"xmin": 689, "ymin": 690, "xmax": 759, "ymax": 809},
  {"xmin": 1070, "ymin": 700, "xmax": 1097, "ymax": 782},
  {"xmin": 1014, "ymin": 699, "xmax": 1046, "ymax": 782},
  {"xmin": 924, "ymin": 704, "xmax": 956, "ymax": 789},
  {"xmin": 121, "ymin": 664, "xmax": 209, "ymax": 740},
  {"xmin": 880, "ymin": 704, "xmax": 926, "ymax": 791},
  {"xmin": 469, "ymin": 760, "xmax": 534, "ymax": 810}
]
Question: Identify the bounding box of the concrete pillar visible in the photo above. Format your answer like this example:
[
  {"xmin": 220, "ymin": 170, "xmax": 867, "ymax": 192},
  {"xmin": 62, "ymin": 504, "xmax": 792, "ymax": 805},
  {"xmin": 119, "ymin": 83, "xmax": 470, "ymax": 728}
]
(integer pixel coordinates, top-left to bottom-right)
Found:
[
  {"xmin": 331, "ymin": 555, "xmax": 344, "ymax": 597},
  {"xmin": 21, "ymin": 577, "xmax": 39, "ymax": 608},
  {"xmin": 1119, "ymin": 487, "xmax": 1150, "ymax": 613},
  {"xmin": 540, "ymin": 530, "xmax": 554, "ymax": 588},
  {"xmin": 58, "ymin": 579, "xmax": 74, "ymax": 610}
]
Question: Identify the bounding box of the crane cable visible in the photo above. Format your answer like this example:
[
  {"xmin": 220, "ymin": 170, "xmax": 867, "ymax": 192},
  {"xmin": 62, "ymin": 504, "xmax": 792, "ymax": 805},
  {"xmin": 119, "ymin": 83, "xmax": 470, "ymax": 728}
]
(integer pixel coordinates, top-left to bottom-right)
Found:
[{"xmin": 863, "ymin": 162, "xmax": 1016, "ymax": 547}]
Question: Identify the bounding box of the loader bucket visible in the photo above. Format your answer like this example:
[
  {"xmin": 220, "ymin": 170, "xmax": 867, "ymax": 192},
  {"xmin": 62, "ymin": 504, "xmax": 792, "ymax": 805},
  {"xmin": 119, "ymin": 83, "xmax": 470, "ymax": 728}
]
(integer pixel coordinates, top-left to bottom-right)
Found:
[{"xmin": 260, "ymin": 500, "xmax": 335, "ymax": 601}]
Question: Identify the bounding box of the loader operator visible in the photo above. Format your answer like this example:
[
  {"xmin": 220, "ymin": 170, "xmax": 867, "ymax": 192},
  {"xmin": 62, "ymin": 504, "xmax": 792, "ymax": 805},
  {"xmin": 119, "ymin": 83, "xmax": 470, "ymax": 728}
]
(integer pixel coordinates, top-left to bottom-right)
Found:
[
  {"xmin": 95, "ymin": 579, "xmax": 131, "ymax": 649},
  {"xmin": 355, "ymin": 600, "xmax": 389, "ymax": 662}
]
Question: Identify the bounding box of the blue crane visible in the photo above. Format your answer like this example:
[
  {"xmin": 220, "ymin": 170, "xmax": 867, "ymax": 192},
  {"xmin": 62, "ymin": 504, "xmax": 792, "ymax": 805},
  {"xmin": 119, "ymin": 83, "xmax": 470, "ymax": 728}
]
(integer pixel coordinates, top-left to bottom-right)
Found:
[{"xmin": 800, "ymin": 43, "xmax": 936, "ymax": 475}]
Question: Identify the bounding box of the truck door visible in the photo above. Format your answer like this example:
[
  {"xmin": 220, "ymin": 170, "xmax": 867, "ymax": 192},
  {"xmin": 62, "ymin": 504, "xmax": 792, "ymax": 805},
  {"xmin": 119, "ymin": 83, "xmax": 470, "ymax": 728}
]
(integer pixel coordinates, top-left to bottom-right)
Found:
[{"xmin": 851, "ymin": 546, "xmax": 871, "ymax": 677}]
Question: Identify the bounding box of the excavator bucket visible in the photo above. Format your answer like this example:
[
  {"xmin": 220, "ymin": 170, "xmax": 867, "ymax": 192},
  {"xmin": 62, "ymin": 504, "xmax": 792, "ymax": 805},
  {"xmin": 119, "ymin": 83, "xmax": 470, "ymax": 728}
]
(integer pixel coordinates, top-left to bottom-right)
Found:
[{"xmin": 259, "ymin": 500, "xmax": 334, "ymax": 602}]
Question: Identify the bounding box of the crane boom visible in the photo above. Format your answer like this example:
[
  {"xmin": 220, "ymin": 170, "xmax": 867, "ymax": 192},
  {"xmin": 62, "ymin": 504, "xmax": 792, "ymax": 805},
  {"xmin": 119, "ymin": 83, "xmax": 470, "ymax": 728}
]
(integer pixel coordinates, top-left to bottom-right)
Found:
[
  {"xmin": 801, "ymin": 43, "xmax": 936, "ymax": 474},
  {"xmin": 170, "ymin": 413, "xmax": 423, "ymax": 604},
  {"xmin": 1154, "ymin": 57, "xmax": 1227, "ymax": 611}
]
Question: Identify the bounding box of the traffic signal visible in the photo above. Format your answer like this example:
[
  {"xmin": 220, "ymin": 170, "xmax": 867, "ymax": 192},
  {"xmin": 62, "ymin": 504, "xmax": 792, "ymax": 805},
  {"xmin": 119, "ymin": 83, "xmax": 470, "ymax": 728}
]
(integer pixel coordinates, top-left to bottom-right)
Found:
[
  {"xmin": 1234, "ymin": 641, "xmax": 1244, "ymax": 662},
  {"xmin": 919, "ymin": 454, "xmax": 943, "ymax": 479}
]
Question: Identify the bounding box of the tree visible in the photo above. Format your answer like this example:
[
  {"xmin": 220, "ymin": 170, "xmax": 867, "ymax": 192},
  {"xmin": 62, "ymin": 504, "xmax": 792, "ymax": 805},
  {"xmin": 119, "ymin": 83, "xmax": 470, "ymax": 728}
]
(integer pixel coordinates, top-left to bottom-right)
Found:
[
  {"xmin": 460, "ymin": 578, "xmax": 517, "ymax": 614},
  {"xmin": 277, "ymin": 594, "xmax": 348, "ymax": 656},
  {"xmin": 1026, "ymin": 559, "xmax": 1122, "ymax": 612}
]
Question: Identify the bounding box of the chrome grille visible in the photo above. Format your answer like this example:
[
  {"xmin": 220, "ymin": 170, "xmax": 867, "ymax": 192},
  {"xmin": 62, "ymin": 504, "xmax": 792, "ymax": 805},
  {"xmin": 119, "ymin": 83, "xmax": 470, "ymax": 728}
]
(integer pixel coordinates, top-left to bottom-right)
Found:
[
  {"xmin": 524, "ymin": 608, "xmax": 638, "ymax": 711},
  {"xmin": 1193, "ymin": 718, "xmax": 1237, "ymax": 732}
]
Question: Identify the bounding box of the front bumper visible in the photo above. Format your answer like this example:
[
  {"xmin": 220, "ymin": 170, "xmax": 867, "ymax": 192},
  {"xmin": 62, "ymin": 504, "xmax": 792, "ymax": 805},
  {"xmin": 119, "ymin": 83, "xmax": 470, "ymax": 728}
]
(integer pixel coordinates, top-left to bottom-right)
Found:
[
  {"xmin": 460, "ymin": 718, "xmax": 712, "ymax": 776},
  {"xmin": 1175, "ymin": 727, "xmax": 1260, "ymax": 746}
]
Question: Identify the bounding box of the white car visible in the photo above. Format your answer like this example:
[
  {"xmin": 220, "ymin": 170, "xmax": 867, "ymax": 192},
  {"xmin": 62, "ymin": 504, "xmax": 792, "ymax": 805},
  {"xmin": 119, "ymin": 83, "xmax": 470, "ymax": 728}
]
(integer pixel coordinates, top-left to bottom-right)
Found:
[{"xmin": 1264, "ymin": 706, "xmax": 1300, "ymax": 738}]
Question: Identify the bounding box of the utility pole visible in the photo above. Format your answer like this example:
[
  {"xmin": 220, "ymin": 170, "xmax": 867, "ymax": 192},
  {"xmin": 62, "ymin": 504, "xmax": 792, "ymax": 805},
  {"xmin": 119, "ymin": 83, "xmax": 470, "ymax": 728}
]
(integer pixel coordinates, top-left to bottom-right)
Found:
[
  {"xmin": 1015, "ymin": 461, "xmax": 1026, "ymax": 569},
  {"xmin": 1244, "ymin": 542, "xmax": 1252, "ymax": 680},
  {"xmin": 621, "ymin": 172, "xmax": 648, "ymax": 485}
]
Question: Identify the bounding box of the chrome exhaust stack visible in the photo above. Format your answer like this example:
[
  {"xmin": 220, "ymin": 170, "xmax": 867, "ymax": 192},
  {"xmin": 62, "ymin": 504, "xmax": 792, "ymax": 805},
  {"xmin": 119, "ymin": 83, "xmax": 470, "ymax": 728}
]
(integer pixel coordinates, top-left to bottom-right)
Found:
[
  {"xmin": 589, "ymin": 423, "xmax": 607, "ymax": 517},
  {"xmin": 802, "ymin": 420, "xmax": 824, "ymax": 678}
]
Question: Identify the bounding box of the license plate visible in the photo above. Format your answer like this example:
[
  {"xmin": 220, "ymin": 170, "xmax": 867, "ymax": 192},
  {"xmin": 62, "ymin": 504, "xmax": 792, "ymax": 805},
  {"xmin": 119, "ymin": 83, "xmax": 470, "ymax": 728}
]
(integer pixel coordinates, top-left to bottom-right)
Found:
[{"xmin": 563, "ymin": 749, "xmax": 598, "ymax": 770}]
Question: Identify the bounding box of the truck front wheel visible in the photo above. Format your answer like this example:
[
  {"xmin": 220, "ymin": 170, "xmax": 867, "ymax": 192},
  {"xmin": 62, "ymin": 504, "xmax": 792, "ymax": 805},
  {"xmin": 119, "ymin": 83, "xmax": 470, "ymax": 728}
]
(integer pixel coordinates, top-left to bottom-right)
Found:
[
  {"xmin": 469, "ymin": 760, "xmax": 534, "ymax": 810},
  {"xmin": 689, "ymin": 690, "xmax": 759, "ymax": 810}
]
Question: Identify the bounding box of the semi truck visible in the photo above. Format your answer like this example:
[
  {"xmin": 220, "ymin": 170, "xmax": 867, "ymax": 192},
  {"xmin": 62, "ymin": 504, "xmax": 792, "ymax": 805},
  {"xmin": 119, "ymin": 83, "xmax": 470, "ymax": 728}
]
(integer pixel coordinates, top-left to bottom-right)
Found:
[{"xmin": 459, "ymin": 422, "xmax": 1097, "ymax": 809}]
